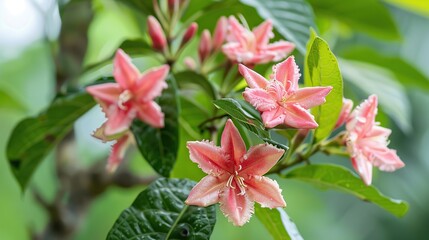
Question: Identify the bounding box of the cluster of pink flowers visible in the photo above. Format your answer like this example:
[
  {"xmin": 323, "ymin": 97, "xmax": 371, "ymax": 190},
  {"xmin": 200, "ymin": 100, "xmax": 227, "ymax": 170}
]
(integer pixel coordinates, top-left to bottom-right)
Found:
[{"xmin": 86, "ymin": 12, "xmax": 405, "ymax": 227}]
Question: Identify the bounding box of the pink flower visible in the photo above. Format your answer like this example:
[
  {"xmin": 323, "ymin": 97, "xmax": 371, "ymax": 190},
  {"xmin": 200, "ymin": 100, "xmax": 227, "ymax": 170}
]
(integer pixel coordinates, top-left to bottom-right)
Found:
[
  {"xmin": 240, "ymin": 56, "xmax": 332, "ymax": 129},
  {"xmin": 334, "ymin": 98, "xmax": 354, "ymax": 129},
  {"xmin": 345, "ymin": 95, "xmax": 405, "ymax": 185},
  {"xmin": 222, "ymin": 16, "xmax": 295, "ymax": 65},
  {"xmin": 86, "ymin": 49, "xmax": 169, "ymax": 136},
  {"xmin": 185, "ymin": 119, "xmax": 286, "ymax": 226}
]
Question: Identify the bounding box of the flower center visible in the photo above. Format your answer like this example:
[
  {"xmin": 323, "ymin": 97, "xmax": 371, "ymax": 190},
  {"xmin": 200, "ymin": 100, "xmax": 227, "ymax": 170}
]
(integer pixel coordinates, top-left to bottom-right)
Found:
[
  {"xmin": 226, "ymin": 171, "xmax": 247, "ymax": 195},
  {"xmin": 118, "ymin": 90, "xmax": 133, "ymax": 110}
]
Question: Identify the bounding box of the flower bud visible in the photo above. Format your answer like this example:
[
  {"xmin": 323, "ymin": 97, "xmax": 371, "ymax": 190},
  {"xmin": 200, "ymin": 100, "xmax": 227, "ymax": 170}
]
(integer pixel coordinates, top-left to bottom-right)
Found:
[
  {"xmin": 184, "ymin": 57, "xmax": 197, "ymax": 70},
  {"xmin": 198, "ymin": 30, "xmax": 212, "ymax": 62},
  {"xmin": 213, "ymin": 16, "xmax": 227, "ymax": 51},
  {"xmin": 335, "ymin": 98, "xmax": 353, "ymax": 129},
  {"xmin": 147, "ymin": 16, "xmax": 167, "ymax": 51},
  {"xmin": 181, "ymin": 22, "xmax": 198, "ymax": 47}
]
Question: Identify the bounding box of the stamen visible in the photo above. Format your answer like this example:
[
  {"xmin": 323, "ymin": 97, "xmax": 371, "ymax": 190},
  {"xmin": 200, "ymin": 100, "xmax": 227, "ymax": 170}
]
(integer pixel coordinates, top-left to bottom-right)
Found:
[
  {"xmin": 226, "ymin": 175, "xmax": 235, "ymax": 189},
  {"xmin": 118, "ymin": 90, "xmax": 132, "ymax": 109}
]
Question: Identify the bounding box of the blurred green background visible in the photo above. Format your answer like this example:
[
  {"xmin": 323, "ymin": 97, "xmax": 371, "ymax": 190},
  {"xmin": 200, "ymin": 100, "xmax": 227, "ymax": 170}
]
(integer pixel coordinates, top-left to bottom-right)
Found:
[{"xmin": 1, "ymin": 0, "xmax": 429, "ymax": 239}]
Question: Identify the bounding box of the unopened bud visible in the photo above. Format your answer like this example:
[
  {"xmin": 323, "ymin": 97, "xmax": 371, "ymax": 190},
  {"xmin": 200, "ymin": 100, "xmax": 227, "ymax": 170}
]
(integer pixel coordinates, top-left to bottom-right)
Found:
[
  {"xmin": 335, "ymin": 98, "xmax": 354, "ymax": 129},
  {"xmin": 181, "ymin": 23, "xmax": 198, "ymax": 47},
  {"xmin": 147, "ymin": 16, "xmax": 167, "ymax": 51},
  {"xmin": 213, "ymin": 16, "xmax": 227, "ymax": 51},
  {"xmin": 198, "ymin": 30, "xmax": 212, "ymax": 62},
  {"xmin": 184, "ymin": 57, "xmax": 197, "ymax": 70}
]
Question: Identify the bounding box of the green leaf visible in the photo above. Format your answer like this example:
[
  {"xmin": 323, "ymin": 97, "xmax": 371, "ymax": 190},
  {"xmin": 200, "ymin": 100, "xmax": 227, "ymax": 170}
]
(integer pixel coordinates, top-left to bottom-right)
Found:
[
  {"xmin": 305, "ymin": 35, "xmax": 343, "ymax": 141},
  {"xmin": 283, "ymin": 164, "xmax": 409, "ymax": 217},
  {"xmin": 341, "ymin": 47, "xmax": 429, "ymax": 92},
  {"xmin": 339, "ymin": 58, "xmax": 412, "ymax": 133},
  {"xmin": 239, "ymin": 0, "xmax": 317, "ymax": 54},
  {"xmin": 131, "ymin": 75, "xmax": 180, "ymax": 177},
  {"xmin": 175, "ymin": 71, "xmax": 217, "ymax": 100},
  {"xmin": 115, "ymin": 0, "xmax": 155, "ymax": 16},
  {"xmin": 7, "ymin": 91, "xmax": 96, "ymax": 190},
  {"xmin": 384, "ymin": 0, "xmax": 429, "ymax": 18},
  {"xmin": 0, "ymin": 89, "xmax": 27, "ymax": 111},
  {"xmin": 255, "ymin": 205, "xmax": 303, "ymax": 240},
  {"xmin": 213, "ymin": 98, "xmax": 269, "ymax": 138},
  {"xmin": 107, "ymin": 178, "xmax": 216, "ymax": 240},
  {"xmin": 307, "ymin": 0, "xmax": 400, "ymax": 39}
]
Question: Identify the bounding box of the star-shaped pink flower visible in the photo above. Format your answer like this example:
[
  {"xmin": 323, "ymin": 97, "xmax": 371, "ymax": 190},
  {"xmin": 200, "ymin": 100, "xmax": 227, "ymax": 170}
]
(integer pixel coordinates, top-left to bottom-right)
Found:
[
  {"xmin": 185, "ymin": 119, "xmax": 286, "ymax": 226},
  {"xmin": 345, "ymin": 95, "xmax": 405, "ymax": 185},
  {"xmin": 240, "ymin": 56, "xmax": 333, "ymax": 129},
  {"xmin": 222, "ymin": 16, "xmax": 295, "ymax": 65},
  {"xmin": 86, "ymin": 49, "xmax": 170, "ymax": 136}
]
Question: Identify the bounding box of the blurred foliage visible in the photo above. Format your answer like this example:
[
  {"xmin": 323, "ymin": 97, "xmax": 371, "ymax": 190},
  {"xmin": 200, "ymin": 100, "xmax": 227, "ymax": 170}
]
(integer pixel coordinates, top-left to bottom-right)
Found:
[{"xmin": 1, "ymin": 0, "xmax": 429, "ymax": 239}]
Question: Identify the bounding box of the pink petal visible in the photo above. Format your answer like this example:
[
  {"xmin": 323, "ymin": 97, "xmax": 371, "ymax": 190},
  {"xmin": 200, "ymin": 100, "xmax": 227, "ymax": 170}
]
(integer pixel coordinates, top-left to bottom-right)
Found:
[
  {"xmin": 221, "ymin": 119, "xmax": 246, "ymax": 166},
  {"xmin": 252, "ymin": 19, "xmax": 273, "ymax": 47},
  {"xmin": 242, "ymin": 88, "xmax": 277, "ymax": 111},
  {"xmin": 113, "ymin": 49, "xmax": 140, "ymax": 89},
  {"xmin": 185, "ymin": 175, "xmax": 227, "ymax": 207},
  {"xmin": 351, "ymin": 154, "xmax": 373, "ymax": 185},
  {"xmin": 104, "ymin": 107, "xmax": 134, "ymax": 136},
  {"xmin": 282, "ymin": 104, "xmax": 318, "ymax": 129},
  {"xmin": 347, "ymin": 95, "xmax": 378, "ymax": 135},
  {"xmin": 273, "ymin": 56, "xmax": 301, "ymax": 92},
  {"xmin": 240, "ymin": 144, "xmax": 284, "ymax": 176},
  {"xmin": 222, "ymin": 42, "xmax": 242, "ymax": 62},
  {"xmin": 263, "ymin": 41, "xmax": 295, "ymax": 61},
  {"xmin": 227, "ymin": 16, "xmax": 249, "ymax": 46},
  {"xmin": 246, "ymin": 176, "xmax": 286, "ymax": 208},
  {"xmin": 288, "ymin": 86, "xmax": 332, "ymax": 109},
  {"xmin": 238, "ymin": 64, "xmax": 269, "ymax": 89},
  {"xmin": 135, "ymin": 65, "xmax": 169, "ymax": 102},
  {"xmin": 219, "ymin": 184, "xmax": 254, "ymax": 226},
  {"xmin": 187, "ymin": 141, "xmax": 232, "ymax": 175},
  {"xmin": 135, "ymin": 101, "xmax": 165, "ymax": 128},
  {"xmin": 86, "ymin": 83, "xmax": 121, "ymax": 105},
  {"xmin": 261, "ymin": 107, "xmax": 286, "ymax": 128},
  {"xmin": 106, "ymin": 133, "xmax": 132, "ymax": 172},
  {"xmin": 371, "ymin": 148, "xmax": 405, "ymax": 172},
  {"xmin": 366, "ymin": 125, "xmax": 391, "ymax": 139}
]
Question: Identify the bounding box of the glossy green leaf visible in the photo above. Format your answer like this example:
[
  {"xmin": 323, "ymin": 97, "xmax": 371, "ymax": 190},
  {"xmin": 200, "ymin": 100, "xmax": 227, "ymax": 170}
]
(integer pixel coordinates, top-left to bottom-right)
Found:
[
  {"xmin": 342, "ymin": 47, "xmax": 429, "ymax": 92},
  {"xmin": 107, "ymin": 178, "xmax": 216, "ymax": 240},
  {"xmin": 283, "ymin": 164, "xmax": 409, "ymax": 217},
  {"xmin": 213, "ymin": 98, "xmax": 269, "ymax": 138},
  {"xmin": 7, "ymin": 91, "xmax": 96, "ymax": 190},
  {"xmin": 239, "ymin": 0, "xmax": 317, "ymax": 54},
  {"xmin": 131, "ymin": 75, "xmax": 179, "ymax": 177},
  {"xmin": 255, "ymin": 205, "xmax": 303, "ymax": 240},
  {"xmin": 175, "ymin": 71, "xmax": 217, "ymax": 100},
  {"xmin": 305, "ymin": 35, "xmax": 343, "ymax": 141},
  {"xmin": 307, "ymin": 0, "xmax": 400, "ymax": 39},
  {"xmin": 340, "ymin": 58, "xmax": 411, "ymax": 133}
]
